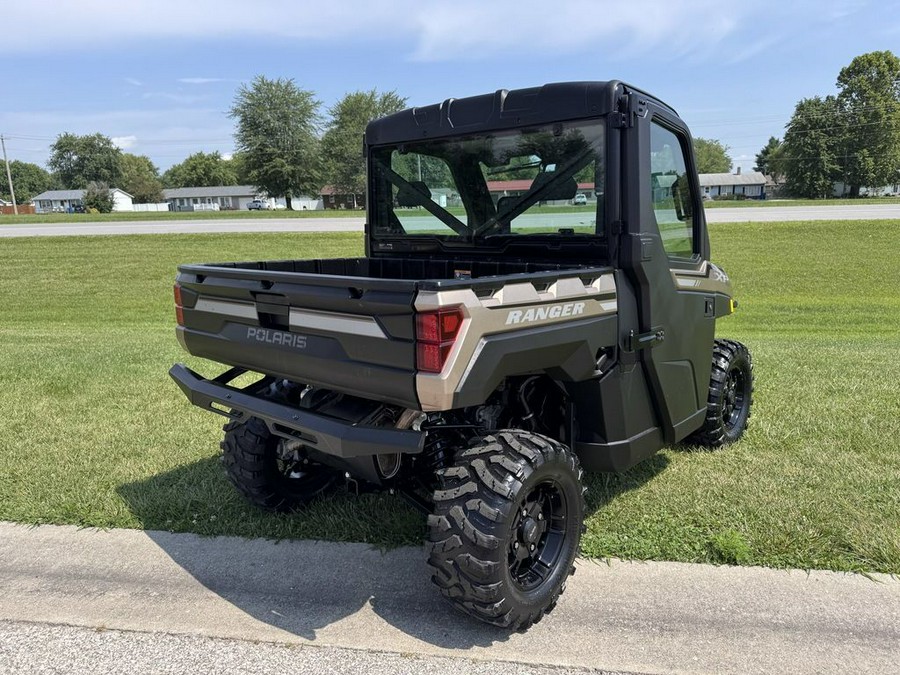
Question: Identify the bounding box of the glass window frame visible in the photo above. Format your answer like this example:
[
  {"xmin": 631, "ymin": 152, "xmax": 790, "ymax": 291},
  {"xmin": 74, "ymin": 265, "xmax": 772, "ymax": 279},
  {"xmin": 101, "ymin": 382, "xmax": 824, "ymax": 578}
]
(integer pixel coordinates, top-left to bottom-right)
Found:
[{"xmin": 648, "ymin": 116, "xmax": 702, "ymax": 264}]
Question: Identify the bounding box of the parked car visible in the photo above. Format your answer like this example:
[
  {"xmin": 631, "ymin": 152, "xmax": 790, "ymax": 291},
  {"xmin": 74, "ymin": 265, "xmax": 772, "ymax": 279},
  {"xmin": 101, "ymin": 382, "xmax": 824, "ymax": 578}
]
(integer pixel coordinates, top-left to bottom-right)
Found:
[
  {"xmin": 247, "ymin": 199, "xmax": 271, "ymax": 211},
  {"xmin": 573, "ymin": 193, "xmax": 587, "ymax": 205}
]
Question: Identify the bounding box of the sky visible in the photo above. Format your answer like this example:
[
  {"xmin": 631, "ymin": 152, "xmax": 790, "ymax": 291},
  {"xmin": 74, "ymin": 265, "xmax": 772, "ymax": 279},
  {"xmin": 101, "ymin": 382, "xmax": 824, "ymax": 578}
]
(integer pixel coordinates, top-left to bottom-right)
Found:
[{"xmin": 2, "ymin": 0, "xmax": 899, "ymax": 174}]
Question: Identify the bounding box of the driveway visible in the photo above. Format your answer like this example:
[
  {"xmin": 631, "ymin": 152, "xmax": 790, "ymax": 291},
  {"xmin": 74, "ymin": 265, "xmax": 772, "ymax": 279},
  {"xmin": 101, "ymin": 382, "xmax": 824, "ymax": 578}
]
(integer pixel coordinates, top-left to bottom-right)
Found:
[{"xmin": 1, "ymin": 522, "xmax": 897, "ymax": 674}]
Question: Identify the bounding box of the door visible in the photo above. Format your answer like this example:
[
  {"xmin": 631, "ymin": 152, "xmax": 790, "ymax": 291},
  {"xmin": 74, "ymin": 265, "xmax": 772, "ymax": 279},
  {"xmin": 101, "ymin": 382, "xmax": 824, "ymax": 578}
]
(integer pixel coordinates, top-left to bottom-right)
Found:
[{"xmin": 619, "ymin": 100, "xmax": 716, "ymax": 442}]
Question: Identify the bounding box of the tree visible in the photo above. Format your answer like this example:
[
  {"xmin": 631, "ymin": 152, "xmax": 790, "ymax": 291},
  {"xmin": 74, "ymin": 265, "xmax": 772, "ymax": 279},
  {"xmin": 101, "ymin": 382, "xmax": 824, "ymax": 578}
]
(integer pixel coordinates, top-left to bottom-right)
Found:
[
  {"xmin": 229, "ymin": 75, "xmax": 322, "ymax": 209},
  {"xmin": 692, "ymin": 137, "xmax": 732, "ymax": 173},
  {"xmin": 781, "ymin": 96, "xmax": 841, "ymax": 198},
  {"xmin": 48, "ymin": 133, "xmax": 123, "ymax": 189},
  {"xmin": 82, "ymin": 181, "xmax": 115, "ymax": 213},
  {"xmin": 753, "ymin": 136, "xmax": 783, "ymax": 177},
  {"xmin": 0, "ymin": 160, "xmax": 54, "ymax": 203},
  {"xmin": 834, "ymin": 50, "xmax": 900, "ymax": 196},
  {"xmin": 120, "ymin": 153, "xmax": 163, "ymax": 203},
  {"xmin": 321, "ymin": 89, "xmax": 407, "ymax": 202},
  {"xmin": 228, "ymin": 151, "xmax": 253, "ymax": 184},
  {"xmin": 161, "ymin": 151, "xmax": 238, "ymax": 188}
]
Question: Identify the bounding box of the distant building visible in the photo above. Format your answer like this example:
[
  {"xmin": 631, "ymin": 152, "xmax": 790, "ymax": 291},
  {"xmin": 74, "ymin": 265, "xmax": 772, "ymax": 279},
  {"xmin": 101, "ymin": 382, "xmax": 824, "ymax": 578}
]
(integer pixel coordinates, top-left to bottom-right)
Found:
[
  {"xmin": 698, "ymin": 170, "xmax": 767, "ymax": 199},
  {"xmin": 163, "ymin": 186, "xmax": 322, "ymax": 211},
  {"xmin": 486, "ymin": 180, "xmax": 598, "ymax": 202},
  {"xmin": 833, "ymin": 181, "xmax": 900, "ymax": 198},
  {"xmin": 163, "ymin": 185, "xmax": 259, "ymax": 211},
  {"xmin": 320, "ymin": 186, "xmax": 364, "ymax": 210},
  {"xmin": 32, "ymin": 188, "xmax": 134, "ymax": 213}
]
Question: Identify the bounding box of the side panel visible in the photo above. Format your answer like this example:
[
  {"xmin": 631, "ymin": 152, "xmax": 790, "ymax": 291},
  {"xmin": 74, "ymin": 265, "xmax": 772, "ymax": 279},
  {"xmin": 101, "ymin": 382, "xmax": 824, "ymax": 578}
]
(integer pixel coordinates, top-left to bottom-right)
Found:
[{"xmin": 414, "ymin": 271, "xmax": 617, "ymax": 411}]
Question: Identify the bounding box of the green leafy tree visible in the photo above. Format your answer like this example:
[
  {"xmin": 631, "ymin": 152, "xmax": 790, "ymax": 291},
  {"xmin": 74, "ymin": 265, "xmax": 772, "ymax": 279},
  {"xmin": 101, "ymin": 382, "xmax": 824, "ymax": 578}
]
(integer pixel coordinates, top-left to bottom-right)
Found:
[
  {"xmin": 0, "ymin": 160, "xmax": 54, "ymax": 203},
  {"xmin": 321, "ymin": 90, "xmax": 407, "ymax": 202},
  {"xmin": 48, "ymin": 133, "xmax": 123, "ymax": 189},
  {"xmin": 753, "ymin": 136, "xmax": 783, "ymax": 177},
  {"xmin": 692, "ymin": 137, "xmax": 732, "ymax": 173},
  {"xmin": 834, "ymin": 50, "xmax": 900, "ymax": 196},
  {"xmin": 162, "ymin": 151, "xmax": 238, "ymax": 188},
  {"xmin": 229, "ymin": 75, "xmax": 322, "ymax": 210},
  {"xmin": 120, "ymin": 153, "xmax": 163, "ymax": 203},
  {"xmin": 227, "ymin": 151, "xmax": 252, "ymax": 184},
  {"xmin": 782, "ymin": 96, "xmax": 841, "ymax": 198},
  {"xmin": 82, "ymin": 181, "xmax": 115, "ymax": 213}
]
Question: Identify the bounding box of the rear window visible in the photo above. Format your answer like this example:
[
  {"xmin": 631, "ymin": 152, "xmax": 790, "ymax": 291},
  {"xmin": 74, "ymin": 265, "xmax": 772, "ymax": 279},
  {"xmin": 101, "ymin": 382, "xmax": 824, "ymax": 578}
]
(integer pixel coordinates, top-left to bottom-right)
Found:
[{"xmin": 370, "ymin": 119, "xmax": 605, "ymax": 244}]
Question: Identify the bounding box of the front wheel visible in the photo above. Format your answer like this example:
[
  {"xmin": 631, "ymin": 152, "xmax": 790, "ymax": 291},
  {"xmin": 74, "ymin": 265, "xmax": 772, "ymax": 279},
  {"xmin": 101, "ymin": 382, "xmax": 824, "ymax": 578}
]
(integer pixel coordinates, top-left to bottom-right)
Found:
[
  {"xmin": 426, "ymin": 430, "xmax": 585, "ymax": 630},
  {"xmin": 689, "ymin": 338, "xmax": 754, "ymax": 447}
]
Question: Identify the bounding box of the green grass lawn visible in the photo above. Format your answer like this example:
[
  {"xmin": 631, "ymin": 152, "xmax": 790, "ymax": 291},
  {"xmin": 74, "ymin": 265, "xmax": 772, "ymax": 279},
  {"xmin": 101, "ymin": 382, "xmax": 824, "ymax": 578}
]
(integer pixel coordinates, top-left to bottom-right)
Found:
[{"xmin": 0, "ymin": 223, "xmax": 898, "ymax": 573}]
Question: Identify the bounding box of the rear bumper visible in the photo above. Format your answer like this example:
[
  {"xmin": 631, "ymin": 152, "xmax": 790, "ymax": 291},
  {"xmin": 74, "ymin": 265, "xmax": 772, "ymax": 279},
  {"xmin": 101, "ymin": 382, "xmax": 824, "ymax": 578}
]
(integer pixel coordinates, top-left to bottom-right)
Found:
[{"xmin": 169, "ymin": 363, "xmax": 425, "ymax": 458}]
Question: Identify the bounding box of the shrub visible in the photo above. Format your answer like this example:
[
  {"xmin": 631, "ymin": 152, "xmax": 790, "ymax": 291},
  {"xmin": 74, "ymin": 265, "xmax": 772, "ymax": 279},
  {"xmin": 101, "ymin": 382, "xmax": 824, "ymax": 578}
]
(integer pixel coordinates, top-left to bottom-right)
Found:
[{"xmin": 82, "ymin": 181, "xmax": 115, "ymax": 213}]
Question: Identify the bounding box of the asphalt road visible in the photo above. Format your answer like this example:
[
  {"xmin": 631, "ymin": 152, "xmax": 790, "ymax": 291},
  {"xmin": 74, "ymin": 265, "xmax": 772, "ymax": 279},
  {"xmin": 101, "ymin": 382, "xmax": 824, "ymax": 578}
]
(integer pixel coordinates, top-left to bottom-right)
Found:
[
  {"xmin": 1, "ymin": 203, "xmax": 899, "ymax": 238},
  {"xmin": 1, "ymin": 522, "xmax": 897, "ymax": 675},
  {"xmin": 0, "ymin": 621, "xmax": 606, "ymax": 675}
]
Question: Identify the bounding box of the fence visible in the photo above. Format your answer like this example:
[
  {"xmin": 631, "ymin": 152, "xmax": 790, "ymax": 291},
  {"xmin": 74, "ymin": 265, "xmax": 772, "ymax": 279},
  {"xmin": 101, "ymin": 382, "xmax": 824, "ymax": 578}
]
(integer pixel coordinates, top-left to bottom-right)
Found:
[
  {"xmin": 131, "ymin": 203, "xmax": 171, "ymax": 213},
  {"xmin": 0, "ymin": 204, "xmax": 36, "ymax": 215}
]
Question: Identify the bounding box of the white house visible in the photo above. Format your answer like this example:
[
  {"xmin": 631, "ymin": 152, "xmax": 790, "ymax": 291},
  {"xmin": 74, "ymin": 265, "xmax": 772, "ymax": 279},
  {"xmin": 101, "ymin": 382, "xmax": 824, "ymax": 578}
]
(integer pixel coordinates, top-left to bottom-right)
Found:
[
  {"xmin": 32, "ymin": 188, "xmax": 134, "ymax": 213},
  {"xmin": 163, "ymin": 185, "xmax": 322, "ymax": 211},
  {"xmin": 163, "ymin": 185, "xmax": 260, "ymax": 211},
  {"xmin": 698, "ymin": 170, "xmax": 766, "ymax": 199}
]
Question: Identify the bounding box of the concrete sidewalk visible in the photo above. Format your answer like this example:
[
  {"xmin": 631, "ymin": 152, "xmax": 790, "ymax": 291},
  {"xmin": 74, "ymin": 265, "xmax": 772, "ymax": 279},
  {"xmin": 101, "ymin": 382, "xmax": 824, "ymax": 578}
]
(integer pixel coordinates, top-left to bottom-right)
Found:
[{"xmin": 0, "ymin": 522, "xmax": 897, "ymax": 674}]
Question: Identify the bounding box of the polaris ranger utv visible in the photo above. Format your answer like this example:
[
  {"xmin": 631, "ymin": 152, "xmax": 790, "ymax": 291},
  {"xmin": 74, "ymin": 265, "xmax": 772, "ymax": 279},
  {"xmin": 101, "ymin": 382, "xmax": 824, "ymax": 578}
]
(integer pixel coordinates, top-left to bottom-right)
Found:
[{"xmin": 170, "ymin": 80, "xmax": 754, "ymax": 629}]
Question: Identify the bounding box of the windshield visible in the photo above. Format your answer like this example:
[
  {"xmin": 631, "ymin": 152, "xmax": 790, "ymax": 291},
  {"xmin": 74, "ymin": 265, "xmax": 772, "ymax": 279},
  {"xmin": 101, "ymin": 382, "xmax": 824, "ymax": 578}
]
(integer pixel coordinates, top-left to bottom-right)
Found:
[{"xmin": 370, "ymin": 119, "xmax": 605, "ymax": 245}]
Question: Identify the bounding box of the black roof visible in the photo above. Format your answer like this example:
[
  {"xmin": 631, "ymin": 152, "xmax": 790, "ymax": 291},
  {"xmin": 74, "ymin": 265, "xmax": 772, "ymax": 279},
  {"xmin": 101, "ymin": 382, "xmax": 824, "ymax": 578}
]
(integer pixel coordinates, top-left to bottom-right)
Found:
[{"xmin": 365, "ymin": 81, "xmax": 677, "ymax": 146}]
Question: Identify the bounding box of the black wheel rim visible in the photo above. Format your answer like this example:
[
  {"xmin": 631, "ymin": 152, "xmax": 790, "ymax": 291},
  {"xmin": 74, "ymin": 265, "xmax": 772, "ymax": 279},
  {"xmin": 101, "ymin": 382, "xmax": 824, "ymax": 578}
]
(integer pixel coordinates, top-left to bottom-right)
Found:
[
  {"xmin": 507, "ymin": 480, "xmax": 569, "ymax": 592},
  {"xmin": 722, "ymin": 366, "xmax": 749, "ymax": 433}
]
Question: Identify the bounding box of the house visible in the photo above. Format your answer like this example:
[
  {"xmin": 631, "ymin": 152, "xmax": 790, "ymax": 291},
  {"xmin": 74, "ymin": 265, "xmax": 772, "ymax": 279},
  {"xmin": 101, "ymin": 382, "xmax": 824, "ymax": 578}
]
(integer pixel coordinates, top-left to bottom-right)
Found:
[
  {"xmin": 697, "ymin": 170, "xmax": 766, "ymax": 199},
  {"xmin": 32, "ymin": 188, "xmax": 134, "ymax": 213},
  {"xmin": 320, "ymin": 185, "xmax": 364, "ymax": 210},
  {"xmin": 832, "ymin": 181, "xmax": 900, "ymax": 197},
  {"xmin": 486, "ymin": 180, "xmax": 598, "ymax": 204},
  {"xmin": 163, "ymin": 185, "xmax": 259, "ymax": 211},
  {"xmin": 163, "ymin": 186, "xmax": 322, "ymax": 211}
]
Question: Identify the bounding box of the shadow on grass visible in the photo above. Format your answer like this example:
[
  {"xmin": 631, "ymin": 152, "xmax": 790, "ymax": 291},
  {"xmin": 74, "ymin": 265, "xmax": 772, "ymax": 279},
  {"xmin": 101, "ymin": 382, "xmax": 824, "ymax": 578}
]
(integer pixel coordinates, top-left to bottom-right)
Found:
[
  {"xmin": 583, "ymin": 453, "xmax": 670, "ymax": 515},
  {"xmin": 118, "ymin": 450, "xmax": 667, "ymax": 648}
]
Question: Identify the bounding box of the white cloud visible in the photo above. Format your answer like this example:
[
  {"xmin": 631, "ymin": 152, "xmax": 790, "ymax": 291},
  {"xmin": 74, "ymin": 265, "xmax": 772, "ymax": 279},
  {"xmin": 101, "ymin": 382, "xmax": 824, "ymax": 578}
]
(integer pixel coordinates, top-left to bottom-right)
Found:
[
  {"xmin": 0, "ymin": 0, "xmax": 769, "ymax": 63},
  {"xmin": 0, "ymin": 1, "xmax": 414, "ymax": 53},
  {"xmin": 178, "ymin": 78, "xmax": 228, "ymax": 85},
  {"xmin": 125, "ymin": 77, "xmax": 143, "ymax": 87},
  {"xmin": 141, "ymin": 92, "xmax": 208, "ymax": 105},
  {"xmin": 410, "ymin": 1, "xmax": 740, "ymax": 62},
  {"xmin": 111, "ymin": 135, "xmax": 138, "ymax": 150}
]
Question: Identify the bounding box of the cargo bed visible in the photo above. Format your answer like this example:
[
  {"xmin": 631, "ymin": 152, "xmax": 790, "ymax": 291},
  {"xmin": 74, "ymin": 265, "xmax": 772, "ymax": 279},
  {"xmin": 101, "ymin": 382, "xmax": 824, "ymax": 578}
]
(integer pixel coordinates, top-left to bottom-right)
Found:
[{"xmin": 174, "ymin": 256, "xmax": 609, "ymax": 409}]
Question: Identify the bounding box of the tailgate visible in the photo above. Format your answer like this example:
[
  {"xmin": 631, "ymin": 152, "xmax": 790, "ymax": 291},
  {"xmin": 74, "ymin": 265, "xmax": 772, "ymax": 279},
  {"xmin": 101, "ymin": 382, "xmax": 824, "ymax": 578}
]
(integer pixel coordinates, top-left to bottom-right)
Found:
[{"xmin": 175, "ymin": 263, "xmax": 419, "ymax": 408}]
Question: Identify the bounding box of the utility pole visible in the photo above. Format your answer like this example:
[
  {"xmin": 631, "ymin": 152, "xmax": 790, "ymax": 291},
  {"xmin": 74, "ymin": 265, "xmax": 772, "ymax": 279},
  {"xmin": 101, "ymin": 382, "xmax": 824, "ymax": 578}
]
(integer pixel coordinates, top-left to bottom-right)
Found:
[{"xmin": 1, "ymin": 134, "xmax": 17, "ymax": 215}]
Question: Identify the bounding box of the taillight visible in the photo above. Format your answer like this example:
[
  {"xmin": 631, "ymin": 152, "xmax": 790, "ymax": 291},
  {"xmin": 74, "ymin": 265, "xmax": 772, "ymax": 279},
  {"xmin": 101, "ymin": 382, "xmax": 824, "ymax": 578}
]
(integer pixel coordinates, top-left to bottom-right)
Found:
[
  {"xmin": 174, "ymin": 284, "xmax": 184, "ymax": 326},
  {"xmin": 416, "ymin": 307, "xmax": 464, "ymax": 373}
]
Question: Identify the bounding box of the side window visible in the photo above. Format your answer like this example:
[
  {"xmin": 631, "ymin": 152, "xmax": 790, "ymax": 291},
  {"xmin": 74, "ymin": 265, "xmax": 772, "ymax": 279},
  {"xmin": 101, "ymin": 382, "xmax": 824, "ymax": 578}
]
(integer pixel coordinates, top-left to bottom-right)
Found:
[{"xmin": 650, "ymin": 121, "xmax": 695, "ymax": 258}]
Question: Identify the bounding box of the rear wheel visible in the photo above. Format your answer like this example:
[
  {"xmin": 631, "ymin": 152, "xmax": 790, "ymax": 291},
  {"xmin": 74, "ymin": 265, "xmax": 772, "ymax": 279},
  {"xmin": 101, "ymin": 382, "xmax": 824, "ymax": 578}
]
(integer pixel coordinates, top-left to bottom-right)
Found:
[
  {"xmin": 689, "ymin": 339, "xmax": 754, "ymax": 447},
  {"xmin": 426, "ymin": 430, "xmax": 585, "ymax": 630},
  {"xmin": 221, "ymin": 417, "xmax": 337, "ymax": 512}
]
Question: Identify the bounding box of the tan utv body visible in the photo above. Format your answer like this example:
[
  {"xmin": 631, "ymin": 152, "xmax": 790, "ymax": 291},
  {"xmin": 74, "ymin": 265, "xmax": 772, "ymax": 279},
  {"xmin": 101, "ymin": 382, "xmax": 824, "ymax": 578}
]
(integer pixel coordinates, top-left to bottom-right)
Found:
[{"xmin": 170, "ymin": 80, "xmax": 754, "ymax": 630}]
